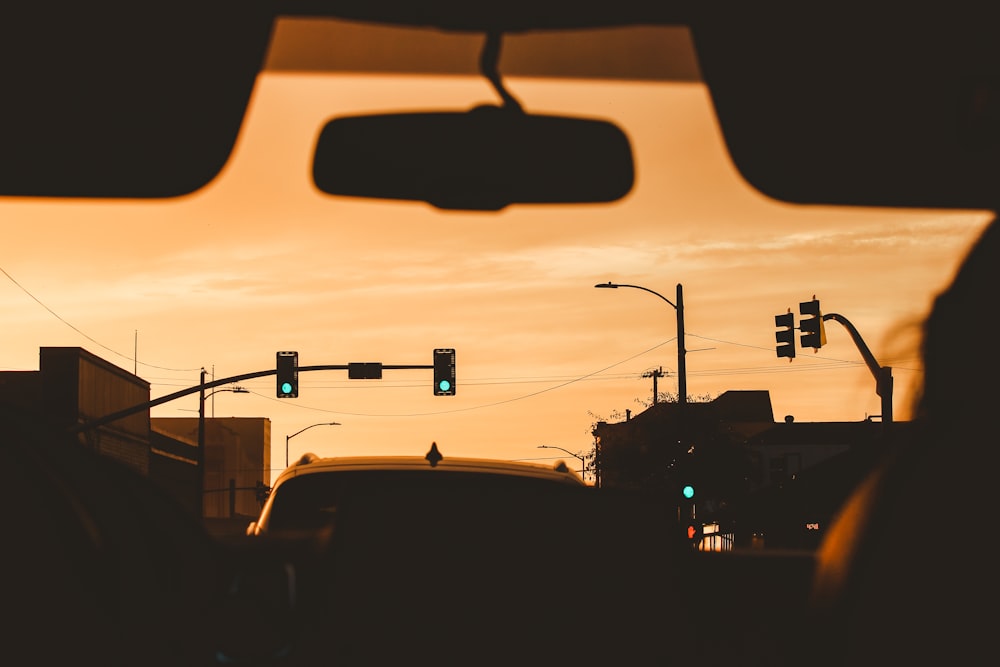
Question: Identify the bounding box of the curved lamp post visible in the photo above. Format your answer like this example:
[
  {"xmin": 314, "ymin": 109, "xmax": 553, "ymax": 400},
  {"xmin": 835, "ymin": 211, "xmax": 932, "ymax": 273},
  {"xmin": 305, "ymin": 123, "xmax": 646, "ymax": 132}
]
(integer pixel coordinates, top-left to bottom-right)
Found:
[
  {"xmin": 537, "ymin": 444, "xmax": 587, "ymax": 481},
  {"xmin": 286, "ymin": 421, "xmax": 341, "ymax": 467},
  {"xmin": 595, "ymin": 282, "xmax": 687, "ymax": 407}
]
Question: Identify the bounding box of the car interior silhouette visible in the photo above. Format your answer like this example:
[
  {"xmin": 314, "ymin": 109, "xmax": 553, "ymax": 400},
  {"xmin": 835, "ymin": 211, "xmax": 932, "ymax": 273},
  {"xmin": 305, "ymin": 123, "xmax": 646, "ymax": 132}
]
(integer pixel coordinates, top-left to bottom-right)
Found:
[{"xmin": 4, "ymin": 2, "xmax": 997, "ymax": 666}]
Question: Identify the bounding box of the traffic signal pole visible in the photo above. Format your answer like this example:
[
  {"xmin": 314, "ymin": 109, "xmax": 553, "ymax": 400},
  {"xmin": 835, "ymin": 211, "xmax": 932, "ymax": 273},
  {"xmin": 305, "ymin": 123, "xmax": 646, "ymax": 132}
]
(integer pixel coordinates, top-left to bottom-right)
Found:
[
  {"xmin": 823, "ymin": 312, "xmax": 893, "ymax": 424},
  {"xmin": 69, "ymin": 359, "xmax": 449, "ymax": 434},
  {"xmin": 775, "ymin": 301, "xmax": 892, "ymax": 426},
  {"xmin": 198, "ymin": 368, "xmax": 206, "ymax": 517}
]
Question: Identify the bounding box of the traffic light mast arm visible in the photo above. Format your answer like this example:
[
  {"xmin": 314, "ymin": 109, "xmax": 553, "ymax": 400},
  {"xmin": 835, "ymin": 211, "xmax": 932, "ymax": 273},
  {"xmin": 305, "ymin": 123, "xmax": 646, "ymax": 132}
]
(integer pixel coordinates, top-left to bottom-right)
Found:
[
  {"xmin": 823, "ymin": 313, "xmax": 894, "ymax": 422},
  {"xmin": 823, "ymin": 313, "xmax": 881, "ymax": 381},
  {"xmin": 70, "ymin": 368, "xmax": 291, "ymax": 433},
  {"xmin": 70, "ymin": 362, "xmax": 444, "ymax": 434},
  {"xmin": 72, "ymin": 364, "xmax": 363, "ymax": 433},
  {"xmin": 349, "ymin": 365, "xmax": 433, "ymax": 370}
]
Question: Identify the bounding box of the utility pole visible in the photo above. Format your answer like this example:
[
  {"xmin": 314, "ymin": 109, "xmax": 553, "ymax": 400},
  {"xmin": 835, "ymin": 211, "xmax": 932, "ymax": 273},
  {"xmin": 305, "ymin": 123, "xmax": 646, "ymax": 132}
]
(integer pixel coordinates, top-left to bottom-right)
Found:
[
  {"xmin": 676, "ymin": 283, "xmax": 686, "ymax": 407},
  {"xmin": 595, "ymin": 282, "xmax": 687, "ymax": 407},
  {"xmin": 197, "ymin": 368, "xmax": 206, "ymax": 520},
  {"xmin": 643, "ymin": 366, "xmax": 665, "ymax": 405}
]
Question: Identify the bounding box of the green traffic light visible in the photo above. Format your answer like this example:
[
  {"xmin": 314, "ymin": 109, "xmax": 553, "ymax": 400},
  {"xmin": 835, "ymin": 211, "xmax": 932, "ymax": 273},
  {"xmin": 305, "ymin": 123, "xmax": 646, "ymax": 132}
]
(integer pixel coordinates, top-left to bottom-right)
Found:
[
  {"xmin": 433, "ymin": 348, "xmax": 456, "ymax": 395},
  {"xmin": 276, "ymin": 351, "xmax": 298, "ymax": 398},
  {"xmin": 682, "ymin": 484, "xmax": 695, "ymax": 499}
]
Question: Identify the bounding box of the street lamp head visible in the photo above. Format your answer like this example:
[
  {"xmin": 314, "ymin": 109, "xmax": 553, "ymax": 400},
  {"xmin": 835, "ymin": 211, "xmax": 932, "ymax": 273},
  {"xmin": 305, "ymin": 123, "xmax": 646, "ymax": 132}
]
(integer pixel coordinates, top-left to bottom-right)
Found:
[
  {"xmin": 285, "ymin": 421, "xmax": 342, "ymax": 467},
  {"xmin": 592, "ymin": 279, "xmax": 687, "ymax": 405},
  {"xmin": 535, "ymin": 445, "xmax": 586, "ymax": 481},
  {"xmin": 203, "ymin": 385, "xmax": 250, "ymax": 401}
]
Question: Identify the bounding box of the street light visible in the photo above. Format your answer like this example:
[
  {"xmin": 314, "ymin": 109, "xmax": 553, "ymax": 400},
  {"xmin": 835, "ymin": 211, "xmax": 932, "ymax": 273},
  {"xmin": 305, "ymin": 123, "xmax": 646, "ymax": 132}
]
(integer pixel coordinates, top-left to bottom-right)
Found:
[
  {"xmin": 537, "ymin": 444, "xmax": 587, "ymax": 481},
  {"xmin": 595, "ymin": 281, "xmax": 687, "ymax": 407},
  {"xmin": 286, "ymin": 421, "xmax": 341, "ymax": 467},
  {"xmin": 204, "ymin": 386, "xmax": 250, "ymax": 402},
  {"xmin": 197, "ymin": 369, "xmax": 249, "ymax": 518}
]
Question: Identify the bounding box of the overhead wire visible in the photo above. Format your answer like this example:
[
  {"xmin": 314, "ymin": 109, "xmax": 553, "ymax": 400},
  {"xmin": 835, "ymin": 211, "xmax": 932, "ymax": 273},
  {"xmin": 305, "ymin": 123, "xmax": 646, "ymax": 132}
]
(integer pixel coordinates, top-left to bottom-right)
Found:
[
  {"xmin": 4, "ymin": 263, "xmax": 918, "ymax": 406},
  {"xmin": 0, "ymin": 263, "xmax": 201, "ymax": 372}
]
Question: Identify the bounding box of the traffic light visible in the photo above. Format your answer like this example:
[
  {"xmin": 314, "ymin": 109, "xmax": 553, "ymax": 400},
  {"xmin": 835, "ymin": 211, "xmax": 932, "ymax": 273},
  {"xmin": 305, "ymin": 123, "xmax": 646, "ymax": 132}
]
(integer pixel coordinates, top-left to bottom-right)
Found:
[
  {"xmin": 775, "ymin": 310, "xmax": 796, "ymax": 359},
  {"xmin": 254, "ymin": 481, "xmax": 271, "ymax": 505},
  {"xmin": 276, "ymin": 351, "xmax": 298, "ymax": 398},
  {"xmin": 433, "ymin": 348, "xmax": 456, "ymax": 395},
  {"xmin": 679, "ymin": 483, "xmax": 702, "ymax": 547},
  {"xmin": 685, "ymin": 520, "xmax": 704, "ymax": 545},
  {"xmin": 799, "ymin": 298, "xmax": 827, "ymax": 349}
]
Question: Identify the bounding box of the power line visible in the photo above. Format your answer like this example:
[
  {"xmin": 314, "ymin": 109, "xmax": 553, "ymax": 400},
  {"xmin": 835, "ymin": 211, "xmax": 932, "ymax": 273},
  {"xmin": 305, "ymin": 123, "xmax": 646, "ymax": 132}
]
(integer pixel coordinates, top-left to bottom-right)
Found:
[
  {"xmin": 1, "ymin": 264, "xmax": 200, "ymax": 372},
  {"xmin": 4, "ymin": 260, "xmax": 918, "ymax": 390}
]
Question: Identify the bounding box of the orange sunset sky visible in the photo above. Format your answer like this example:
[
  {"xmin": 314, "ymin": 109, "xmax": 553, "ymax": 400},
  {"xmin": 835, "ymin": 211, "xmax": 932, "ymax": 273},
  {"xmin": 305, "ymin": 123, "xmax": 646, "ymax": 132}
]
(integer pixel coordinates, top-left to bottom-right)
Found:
[{"xmin": 0, "ymin": 20, "xmax": 992, "ymax": 480}]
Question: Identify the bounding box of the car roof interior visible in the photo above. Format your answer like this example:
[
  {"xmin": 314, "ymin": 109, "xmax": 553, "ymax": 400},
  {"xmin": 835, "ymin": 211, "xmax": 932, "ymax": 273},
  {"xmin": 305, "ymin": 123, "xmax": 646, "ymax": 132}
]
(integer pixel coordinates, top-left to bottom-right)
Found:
[{"xmin": 3, "ymin": 0, "xmax": 997, "ymax": 210}]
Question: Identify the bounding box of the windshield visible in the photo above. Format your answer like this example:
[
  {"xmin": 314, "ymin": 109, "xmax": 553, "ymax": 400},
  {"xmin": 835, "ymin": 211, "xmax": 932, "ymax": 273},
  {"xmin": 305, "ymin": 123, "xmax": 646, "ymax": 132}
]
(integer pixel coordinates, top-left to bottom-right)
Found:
[{"xmin": 1, "ymin": 18, "xmax": 991, "ymax": 483}]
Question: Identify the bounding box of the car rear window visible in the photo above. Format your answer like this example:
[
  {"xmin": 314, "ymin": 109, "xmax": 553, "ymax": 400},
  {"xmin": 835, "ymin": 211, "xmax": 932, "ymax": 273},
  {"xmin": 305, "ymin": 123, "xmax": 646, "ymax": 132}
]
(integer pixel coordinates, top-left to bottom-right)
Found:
[
  {"xmin": 264, "ymin": 469, "xmax": 585, "ymax": 534},
  {"xmin": 294, "ymin": 473, "xmax": 684, "ymax": 663}
]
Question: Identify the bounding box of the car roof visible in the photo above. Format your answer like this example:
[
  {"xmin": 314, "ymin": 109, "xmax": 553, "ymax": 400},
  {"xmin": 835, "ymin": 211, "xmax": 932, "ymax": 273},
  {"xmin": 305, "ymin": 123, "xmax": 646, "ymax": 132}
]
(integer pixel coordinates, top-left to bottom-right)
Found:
[
  {"xmin": 275, "ymin": 443, "xmax": 586, "ymax": 486},
  {"xmin": 6, "ymin": 2, "xmax": 998, "ymax": 208}
]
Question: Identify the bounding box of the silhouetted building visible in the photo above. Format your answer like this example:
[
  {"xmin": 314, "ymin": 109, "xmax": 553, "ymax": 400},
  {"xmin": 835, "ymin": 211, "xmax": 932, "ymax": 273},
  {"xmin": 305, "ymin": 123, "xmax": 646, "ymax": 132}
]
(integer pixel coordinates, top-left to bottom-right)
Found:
[
  {"xmin": 0, "ymin": 347, "xmax": 152, "ymax": 472},
  {"xmin": 738, "ymin": 419, "xmax": 911, "ymax": 548},
  {"xmin": 593, "ymin": 390, "xmax": 908, "ymax": 548},
  {"xmin": 152, "ymin": 417, "xmax": 271, "ymax": 533},
  {"xmin": 0, "ymin": 346, "xmax": 271, "ymax": 528},
  {"xmin": 594, "ymin": 390, "xmax": 774, "ymax": 492},
  {"xmin": 150, "ymin": 423, "xmax": 200, "ymax": 515}
]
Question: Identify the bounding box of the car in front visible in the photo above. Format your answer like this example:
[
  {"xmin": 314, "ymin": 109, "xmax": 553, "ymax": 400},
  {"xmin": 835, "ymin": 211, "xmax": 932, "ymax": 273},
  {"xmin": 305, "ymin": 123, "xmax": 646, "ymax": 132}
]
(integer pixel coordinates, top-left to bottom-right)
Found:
[{"xmin": 228, "ymin": 442, "xmax": 690, "ymax": 665}]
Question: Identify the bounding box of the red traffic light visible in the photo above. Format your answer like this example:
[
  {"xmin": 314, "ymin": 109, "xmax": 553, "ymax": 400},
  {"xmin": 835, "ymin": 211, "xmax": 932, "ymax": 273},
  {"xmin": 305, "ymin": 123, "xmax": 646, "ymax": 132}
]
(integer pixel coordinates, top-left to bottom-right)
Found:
[{"xmin": 685, "ymin": 522, "xmax": 704, "ymax": 546}]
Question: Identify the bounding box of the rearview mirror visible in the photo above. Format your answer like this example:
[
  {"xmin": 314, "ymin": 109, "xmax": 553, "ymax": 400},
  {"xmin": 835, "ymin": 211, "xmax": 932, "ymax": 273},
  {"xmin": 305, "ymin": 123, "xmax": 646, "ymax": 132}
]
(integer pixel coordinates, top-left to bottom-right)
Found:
[{"xmin": 312, "ymin": 105, "xmax": 634, "ymax": 211}]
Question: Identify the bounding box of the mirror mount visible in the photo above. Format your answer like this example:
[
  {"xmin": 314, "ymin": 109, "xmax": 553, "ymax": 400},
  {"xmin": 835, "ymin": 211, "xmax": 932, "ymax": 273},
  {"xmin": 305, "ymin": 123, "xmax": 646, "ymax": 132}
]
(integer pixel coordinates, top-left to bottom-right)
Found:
[{"xmin": 481, "ymin": 31, "xmax": 523, "ymax": 113}]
